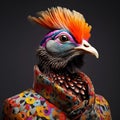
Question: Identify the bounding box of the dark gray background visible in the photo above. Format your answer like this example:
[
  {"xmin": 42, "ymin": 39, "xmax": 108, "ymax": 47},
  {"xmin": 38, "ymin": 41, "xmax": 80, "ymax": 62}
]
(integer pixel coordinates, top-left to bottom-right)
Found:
[{"xmin": 0, "ymin": 1, "xmax": 119, "ymax": 119}]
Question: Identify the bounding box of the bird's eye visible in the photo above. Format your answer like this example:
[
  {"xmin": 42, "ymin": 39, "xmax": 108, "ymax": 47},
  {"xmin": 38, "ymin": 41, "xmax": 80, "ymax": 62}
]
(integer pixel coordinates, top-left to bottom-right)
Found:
[{"xmin": 59, "ymin": 35, "xmax": 69, "ymax": 42}]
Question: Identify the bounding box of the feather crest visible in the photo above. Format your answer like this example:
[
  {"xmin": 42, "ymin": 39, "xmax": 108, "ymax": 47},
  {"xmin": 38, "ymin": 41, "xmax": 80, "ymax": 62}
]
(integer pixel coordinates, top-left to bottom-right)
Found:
[{"xmin": 28, "ymin": 6, "xmax": 92, "ymax": 43}]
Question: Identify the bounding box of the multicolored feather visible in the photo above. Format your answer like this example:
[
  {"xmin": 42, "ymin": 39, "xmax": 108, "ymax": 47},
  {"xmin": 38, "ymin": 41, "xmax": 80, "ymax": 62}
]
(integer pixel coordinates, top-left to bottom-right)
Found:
[{"xmin": 28, "ymin": 6, "xmax": 91, "ymax": 44}]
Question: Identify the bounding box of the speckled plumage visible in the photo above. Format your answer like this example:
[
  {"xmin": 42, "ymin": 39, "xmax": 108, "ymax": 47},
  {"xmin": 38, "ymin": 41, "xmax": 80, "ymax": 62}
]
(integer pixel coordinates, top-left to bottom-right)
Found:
[{"xmin": 3, "ymin": 6, "xmax": 112, "ymax": 120}]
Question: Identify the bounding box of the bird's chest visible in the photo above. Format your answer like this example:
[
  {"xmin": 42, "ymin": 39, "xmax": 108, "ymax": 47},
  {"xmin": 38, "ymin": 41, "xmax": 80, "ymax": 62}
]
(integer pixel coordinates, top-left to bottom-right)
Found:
[
  {"xmin": 48, "ymin": 71, "xmax": 89, "ymax": 101},
  {"xmin": 33, "ymin": 65, "xmax": 95, "ymax": 119}
]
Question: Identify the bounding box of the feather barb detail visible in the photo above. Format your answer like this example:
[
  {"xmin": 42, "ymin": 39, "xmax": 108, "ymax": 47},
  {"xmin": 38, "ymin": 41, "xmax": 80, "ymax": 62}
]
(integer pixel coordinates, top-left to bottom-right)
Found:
[{"xmin": 28, "ymin": 6, "xmax": 92, "ymax": 43}]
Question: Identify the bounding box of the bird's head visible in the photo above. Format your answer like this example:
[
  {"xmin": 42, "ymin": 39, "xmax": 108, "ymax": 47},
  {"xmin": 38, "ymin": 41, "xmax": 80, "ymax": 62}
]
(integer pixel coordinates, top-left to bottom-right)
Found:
[{"xmin": 29, "ymin": 7, "xmax": 99, "ymax": 73}]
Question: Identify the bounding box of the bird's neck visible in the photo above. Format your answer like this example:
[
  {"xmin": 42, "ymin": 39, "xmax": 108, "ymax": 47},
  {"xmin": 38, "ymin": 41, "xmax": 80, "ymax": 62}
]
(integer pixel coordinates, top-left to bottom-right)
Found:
[{"xmin": 36, "ymin": 46, "xmax": 84, "ymax": 74}]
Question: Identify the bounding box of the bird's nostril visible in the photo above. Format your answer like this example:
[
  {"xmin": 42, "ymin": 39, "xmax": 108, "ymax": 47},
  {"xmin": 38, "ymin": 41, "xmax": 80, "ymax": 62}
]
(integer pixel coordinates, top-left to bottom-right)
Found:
[{"xmin": 83, "ymin": 44, "xmax": 89, "ymax": 47}]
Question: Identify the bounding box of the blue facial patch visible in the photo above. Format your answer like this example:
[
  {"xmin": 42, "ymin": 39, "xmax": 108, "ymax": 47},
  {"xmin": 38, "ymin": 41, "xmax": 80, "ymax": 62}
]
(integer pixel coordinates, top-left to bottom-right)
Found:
[{"xmin": 40, "ymin": 29, "xmax": 75, "ymax": 46}]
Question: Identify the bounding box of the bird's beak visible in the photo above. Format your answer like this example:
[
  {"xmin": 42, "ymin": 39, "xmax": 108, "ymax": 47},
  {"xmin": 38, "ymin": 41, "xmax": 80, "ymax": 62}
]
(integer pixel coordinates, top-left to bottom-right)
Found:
[{"xmin": 74, "ymin": 40, "xmax": 99, "ymax": 58}]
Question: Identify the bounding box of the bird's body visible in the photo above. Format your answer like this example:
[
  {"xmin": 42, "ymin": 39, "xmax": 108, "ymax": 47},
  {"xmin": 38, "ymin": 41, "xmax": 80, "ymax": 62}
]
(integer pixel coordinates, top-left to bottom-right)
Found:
[{"xmin": 3, "ymin": 7, "xmax": 112, "ymax": 120}]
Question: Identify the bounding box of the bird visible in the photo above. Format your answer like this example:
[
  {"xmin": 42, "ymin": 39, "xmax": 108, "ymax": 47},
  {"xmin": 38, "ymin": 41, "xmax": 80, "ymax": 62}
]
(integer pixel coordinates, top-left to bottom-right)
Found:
[
  {"xmin": 3, "ymin": 6, "xmax": 112, "ymax": 120},
  {"xmin": 28, "ymin": 6, "xmax": 99, "ymax": 75},
  {"xmin": 28, "ymin": 6, "xmax": 112, "ymax": 120}
]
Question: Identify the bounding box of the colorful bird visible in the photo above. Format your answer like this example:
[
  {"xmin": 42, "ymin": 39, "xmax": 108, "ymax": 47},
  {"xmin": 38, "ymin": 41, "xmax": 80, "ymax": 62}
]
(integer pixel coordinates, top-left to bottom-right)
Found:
[
  {"xmin": 3, "ymin": 7, "xmax": 112, "ymax": 120},
  {"xmin": 28, "ymin": 6, "xmax": 98, "ymax": 73}
]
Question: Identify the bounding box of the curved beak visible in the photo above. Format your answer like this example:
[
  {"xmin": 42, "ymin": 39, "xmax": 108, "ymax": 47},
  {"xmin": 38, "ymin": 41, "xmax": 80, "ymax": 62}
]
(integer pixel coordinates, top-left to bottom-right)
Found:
[{"xmin": 74, "ymin": 40, "xmax": 99, "ymax": 58}]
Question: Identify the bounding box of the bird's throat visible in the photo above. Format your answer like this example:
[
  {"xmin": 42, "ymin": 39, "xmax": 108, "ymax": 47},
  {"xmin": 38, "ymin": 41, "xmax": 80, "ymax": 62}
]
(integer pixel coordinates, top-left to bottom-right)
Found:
[{"xmin": 37, "ymin": 46, "xmax": 84, "ymax": 74}]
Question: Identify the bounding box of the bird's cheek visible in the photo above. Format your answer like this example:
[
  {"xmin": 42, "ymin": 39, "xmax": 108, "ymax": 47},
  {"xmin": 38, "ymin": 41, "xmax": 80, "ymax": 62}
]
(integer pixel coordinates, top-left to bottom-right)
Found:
[{"xmin": 46, "ymin": 40, "xmax": 62, "ymax": 54}]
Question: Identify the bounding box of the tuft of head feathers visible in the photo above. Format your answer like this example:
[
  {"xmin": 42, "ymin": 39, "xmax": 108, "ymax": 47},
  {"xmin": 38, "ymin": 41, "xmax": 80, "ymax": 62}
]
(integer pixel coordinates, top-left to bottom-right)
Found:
[{"xmin": 28, "ymin": 6, "xmax": 92, "ymax": 44}]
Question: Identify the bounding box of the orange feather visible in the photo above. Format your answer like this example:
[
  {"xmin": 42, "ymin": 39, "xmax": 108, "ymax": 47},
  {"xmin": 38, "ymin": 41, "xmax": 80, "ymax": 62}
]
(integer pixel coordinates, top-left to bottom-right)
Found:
[{"xmin": 28, "ymin": 6, "xmax": 92, "ymax": 44}]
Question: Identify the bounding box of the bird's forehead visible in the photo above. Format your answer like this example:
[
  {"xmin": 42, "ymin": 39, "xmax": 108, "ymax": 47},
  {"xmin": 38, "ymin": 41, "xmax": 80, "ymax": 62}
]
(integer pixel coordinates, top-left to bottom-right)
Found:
[{"xmin": 40, "ymin": 29, "xmax": 80, "ymax": 47}]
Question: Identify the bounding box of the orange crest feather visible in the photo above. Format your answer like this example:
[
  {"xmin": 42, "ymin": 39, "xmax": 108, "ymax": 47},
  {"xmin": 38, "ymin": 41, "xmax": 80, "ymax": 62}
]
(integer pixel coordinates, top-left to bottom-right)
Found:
[{"xmin": 28, "ymin": 6, "xmax": 92, "ymax": 43}]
